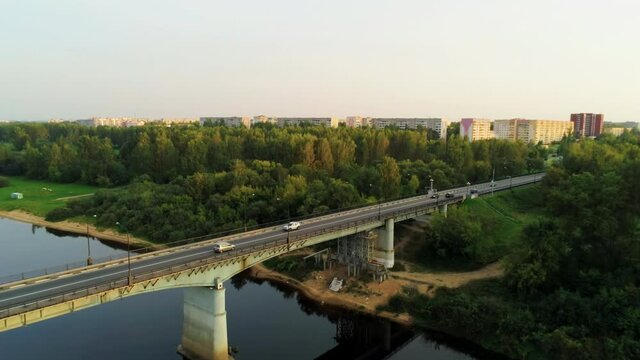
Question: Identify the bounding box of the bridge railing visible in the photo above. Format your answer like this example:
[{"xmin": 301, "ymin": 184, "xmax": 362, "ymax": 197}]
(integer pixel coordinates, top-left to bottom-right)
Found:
[
  {"xmin": 0, "ymin": 194, "xmax": 467, "ymax": 319},
  {"xmin": 0, "ymin": 173, "xmax": 544, "ymax": 287}
]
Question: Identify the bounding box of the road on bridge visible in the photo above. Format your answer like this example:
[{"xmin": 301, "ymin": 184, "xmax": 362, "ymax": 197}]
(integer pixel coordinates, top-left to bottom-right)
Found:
[{"xmin": 0, "ymin": 173, "xmax": 542, "ymax": 315}]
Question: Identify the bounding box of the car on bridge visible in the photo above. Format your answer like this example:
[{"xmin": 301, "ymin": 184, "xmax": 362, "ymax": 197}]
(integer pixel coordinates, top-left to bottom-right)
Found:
[
  {"xmin": 283, "ymin": 221, "xmax": 301, "ymax": 231},
  {"xmin": 430, "ymin": 193, "xmax": 439, "ymax": 199},
  {"xmin": 213, "ymin": 241, "xmax": 235, "ymax": 253},
  {"xmin": 445, "ymin": 192, "xmax": 454, "ymax": 198}
]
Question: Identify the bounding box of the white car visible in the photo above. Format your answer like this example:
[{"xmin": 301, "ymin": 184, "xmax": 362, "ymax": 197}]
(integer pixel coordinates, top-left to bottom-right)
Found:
[
  {"xmin": 213, "ymin": 241, "xmax": 235, "ymax": 253},
  {"xmin": 282, "ymin": 221, "xmax": 301, "ymax": 231}
]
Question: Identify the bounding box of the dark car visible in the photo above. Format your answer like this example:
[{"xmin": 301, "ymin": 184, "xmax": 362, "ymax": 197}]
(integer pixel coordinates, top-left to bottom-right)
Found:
[
  {"xmin": 445, "ymin": 192, "xmax": 454, "ymax": 198},
  {"xmin": 430, "ymin": 193, "xmax": 439, "ymax": 199}
]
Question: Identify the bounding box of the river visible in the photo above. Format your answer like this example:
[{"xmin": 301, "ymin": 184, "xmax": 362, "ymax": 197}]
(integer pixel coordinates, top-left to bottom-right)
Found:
[{"xmin": 0, "ymin": 217, "xmax": 491, "ymax": 359}]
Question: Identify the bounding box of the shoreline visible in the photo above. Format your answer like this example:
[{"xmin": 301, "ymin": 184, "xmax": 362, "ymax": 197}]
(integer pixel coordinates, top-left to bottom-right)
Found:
[
  {"xmin": 247, "ymin": 263, "xmax": 414, "ymax": 326},
  {"xmin": 0, "ymin": 210, "xmax": 161, "ymax": 251},
  {"xmin": 1, "ymin": 209, "xmax": 505, "ymax": 358},
  {"xmin": 247, "ymin": 264, "xmax": 511, "ymax": 359}
]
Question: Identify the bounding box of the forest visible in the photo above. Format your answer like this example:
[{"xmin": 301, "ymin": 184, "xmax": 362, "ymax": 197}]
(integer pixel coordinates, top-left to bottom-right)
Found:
[
  {"xmin": 0, "ymin": 122, "xmax": 546, "ymax": 242},
  {"xmin": 385, "ymin": 130, "xmax": 640, "ymax": 360}
]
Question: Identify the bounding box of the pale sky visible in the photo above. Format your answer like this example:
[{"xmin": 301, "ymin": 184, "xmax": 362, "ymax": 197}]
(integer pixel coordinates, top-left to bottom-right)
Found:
[{"xmin": 1, "ymin": 0, "xmax": 639, "ymax": 122}]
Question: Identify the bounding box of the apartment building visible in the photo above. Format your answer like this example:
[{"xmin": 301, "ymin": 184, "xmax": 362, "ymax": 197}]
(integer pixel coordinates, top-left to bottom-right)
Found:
[
  {"xmin": 199, "ymin": 117, "xmax": 251, "ymax": 127},
  {"xmin": 158, "ymin": 118, "xmax": 199, "ymax": 126},
  {"xmin": 251, "ymin": 115, "xmax": 277, "ymax": 126},
  {"xmin": 345, "ymin": 116, "xmax": 372, "ymax": 128},
  {"xmin": 571, "ymin": 113, "xmax": 604, "ymax": 137},
  {"xmin": 604, "ymin": 127, "xmax": 626, "ymax": 136},
  {"xmin": 460, "ymin": 118, "xmax": 494, "ymax": 141},
  {"xmin": 277, "ymin": 117, "xmax": 340, "ymax": 127},
  {"xmin": 494, "ymin": 119, "xmax": 572, "ymax": 144},
  {"xmin": 519, "ymin": 120, "xmax": 572, "ymax": 144},
  {"xmin": 368, "ymin": 118, "xmax": 448, "ymax": 139},
  {"xmin": 79, "ymin": 117, "xmax": 148, "ymax": 127}
]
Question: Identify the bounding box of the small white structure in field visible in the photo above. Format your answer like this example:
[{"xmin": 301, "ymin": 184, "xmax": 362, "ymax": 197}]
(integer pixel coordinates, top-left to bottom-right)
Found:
[
  {"xmin": 10, "ymin": 192, "xmax": 23, "ymax": 199},
  {"xmin": 329, "ymin": 277, "xmax": 343, "ymax": 292}
]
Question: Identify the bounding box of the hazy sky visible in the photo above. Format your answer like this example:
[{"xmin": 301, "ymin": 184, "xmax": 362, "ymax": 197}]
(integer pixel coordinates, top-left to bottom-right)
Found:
[{"xmin": 1, "ymin": 0, "xmax": 639, "ymax": 122}]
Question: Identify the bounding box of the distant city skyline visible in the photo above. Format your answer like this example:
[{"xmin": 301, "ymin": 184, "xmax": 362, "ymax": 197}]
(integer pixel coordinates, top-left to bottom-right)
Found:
[{"xmin": 1, "ymin": 1, "xmax": 639, "ymax": 122}]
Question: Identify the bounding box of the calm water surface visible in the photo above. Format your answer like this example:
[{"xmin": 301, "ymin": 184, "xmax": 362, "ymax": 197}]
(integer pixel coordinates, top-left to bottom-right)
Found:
[{"xmin": 0, "ymin": 217, "xmax": 488, "ymax": 359}]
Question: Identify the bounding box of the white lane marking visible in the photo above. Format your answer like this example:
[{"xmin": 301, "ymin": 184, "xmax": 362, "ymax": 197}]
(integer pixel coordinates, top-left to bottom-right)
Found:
[
  {"xmin": 2, "ymin": 175, "xmax": 542, "ymax": 305},
  {"xmin": 0, "ymin": 248, "xmax": 215, "ymax": 304}
]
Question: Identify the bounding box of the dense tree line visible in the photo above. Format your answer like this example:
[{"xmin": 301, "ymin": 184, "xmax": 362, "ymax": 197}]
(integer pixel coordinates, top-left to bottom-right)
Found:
[
  {"xmin": 0, "ymin": 122, "xmax": 546, "ymax": 242},
  {"xmin": 391, "ymin": 130, "xmax": 640, "ymax": 360}
]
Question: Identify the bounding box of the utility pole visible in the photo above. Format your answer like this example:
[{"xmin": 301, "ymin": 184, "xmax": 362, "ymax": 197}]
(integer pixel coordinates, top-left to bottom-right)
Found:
[
  {"xmin": 86, "ymin": 214, "xmax": 97, "ymax": 266},
  {"xmin": 491, "ymin": 168, "xmax": 495, "ymax": 195},
  {"xmin": 116, "ymin": 221, "xmax": 133, "ymax": 285},
  {"xmin": 126, "ymin": 232, "xmax": 132, "ymax": 285},
  {"xmin": 86, "ymin": 223, "xmax": 93, "ymax": 266}
]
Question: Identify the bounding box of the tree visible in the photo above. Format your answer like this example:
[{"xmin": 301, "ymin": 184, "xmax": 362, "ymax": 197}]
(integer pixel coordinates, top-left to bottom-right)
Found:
[
  {"xmin": 505, "ymin": 220, "xmax": 570, "ymax": 295},
  {"xmin": 314, "ymin": 138, "xmax": 334, "ymax": 174},
  {"xmin": 378, "ymin": 156, "xmax": 400, "ymax": 199}
]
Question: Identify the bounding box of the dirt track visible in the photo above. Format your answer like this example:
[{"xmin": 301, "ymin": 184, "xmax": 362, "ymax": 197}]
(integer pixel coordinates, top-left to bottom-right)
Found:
[{"xmin": 250, "ymin": 260, "xmax": 504, "ymax": 325}]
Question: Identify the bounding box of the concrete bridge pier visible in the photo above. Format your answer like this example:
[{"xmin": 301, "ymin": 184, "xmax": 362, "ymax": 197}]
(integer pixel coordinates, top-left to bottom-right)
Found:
[
  {"xmin": 438, "ymin": 203, "xmax": 448, "ymax": 217},
  {"xmin": 178, "ymin": 278, "xmax": 230, "ymax": 360},
  {"xmin": 374, "ymin": 218, "xmax": 395, "ymax": 269}
]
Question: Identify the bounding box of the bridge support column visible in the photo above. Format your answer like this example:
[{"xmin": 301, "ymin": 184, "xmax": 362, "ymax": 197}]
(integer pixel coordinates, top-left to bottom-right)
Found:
[
  {"xmin": 438, "ymin": 203, "xmax": 448, "ymax": 217},
  {"xmin": 178, "ymin": 279, "xmax": 229, "ymax": 360},
  {"xmin": 374, "ymin": 218, "xmax": 394, "ymax": 269}
]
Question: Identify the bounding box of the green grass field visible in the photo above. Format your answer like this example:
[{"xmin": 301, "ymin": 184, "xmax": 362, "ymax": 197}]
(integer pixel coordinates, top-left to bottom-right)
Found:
[
  {"xmin": 0, "ymin": 176, "xmax": 98, "ymax": 216},
  {"xmin": 397, "ymin": 184, "xmax": 546, "ymax": 271},
  {"xmin": 461, "ymin": 185, "xmax": 545, "ymax": 261},
  {"xmin": 464, "ymin": 184, "xmax": 545, "ymax": 241}
]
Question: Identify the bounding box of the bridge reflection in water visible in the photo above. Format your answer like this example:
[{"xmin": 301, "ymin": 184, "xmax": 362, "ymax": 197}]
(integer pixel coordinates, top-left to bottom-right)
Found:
[
  {"xmin": 218, "ymin": 274, "xmax": 505, "ymax": 360},
  {"xmin": 1, "ymin": 174, "xmax": 543, "ymax": 359}
]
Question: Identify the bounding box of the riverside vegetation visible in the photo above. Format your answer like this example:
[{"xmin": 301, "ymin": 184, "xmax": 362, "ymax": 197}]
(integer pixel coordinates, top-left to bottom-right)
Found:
[
  {"xmin": 0, "ymin": 122, "xmax": 546, "ymax": 242},
  {"xmin": 4, "ymin": 122, "xmax": 636, "ymax": 359},
  {"xmin": 382, "ymin": 130, "xmax": 640, "ymax": 360}
]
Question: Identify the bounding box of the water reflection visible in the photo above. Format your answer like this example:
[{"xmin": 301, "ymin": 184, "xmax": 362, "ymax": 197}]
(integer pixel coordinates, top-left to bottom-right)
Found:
[
  {"xmin": 0, "ymin": 217, "xmax": 504, "ymax": 359},
  {"xmin": 232, "ymin": 271, "xmax": 502, "ymax": 360}
]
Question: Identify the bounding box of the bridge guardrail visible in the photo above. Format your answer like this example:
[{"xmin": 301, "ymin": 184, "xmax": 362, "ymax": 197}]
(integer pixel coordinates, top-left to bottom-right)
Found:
[
  {"xmin": 0, "ymin": 173, "xmax": 543, "ymax": 290},
  {"xmin": 0, "ymin": 174, "xmax": 544, "ymax": 319},
  {"xmin": 0, "ymin": 195, "xmax": 467, "ymax": 320}
]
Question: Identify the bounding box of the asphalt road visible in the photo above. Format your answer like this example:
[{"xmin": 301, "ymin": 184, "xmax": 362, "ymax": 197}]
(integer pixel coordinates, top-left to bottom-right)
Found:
[{"xmin": 0, "ymin": 173, "xmax": 543, "ymax": 313}]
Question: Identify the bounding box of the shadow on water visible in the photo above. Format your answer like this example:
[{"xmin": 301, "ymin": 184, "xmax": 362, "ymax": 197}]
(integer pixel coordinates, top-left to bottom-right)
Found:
[
  {"xmin": 231, "ymin": 270, "xmax": 511, "ymax": 360},
  {"xmin": 43, "ymin": 226, "xmax": 153, "ymax": 253}
]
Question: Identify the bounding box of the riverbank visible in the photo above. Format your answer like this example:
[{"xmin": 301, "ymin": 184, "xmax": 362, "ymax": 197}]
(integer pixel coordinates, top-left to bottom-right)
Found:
[
  {"xmin": 0, "ymin": 210, "xmax": 160, "ymax": 250},
  {"xmin": 248, "ymin": 260, "xmax": 504, "ymax": 328}
]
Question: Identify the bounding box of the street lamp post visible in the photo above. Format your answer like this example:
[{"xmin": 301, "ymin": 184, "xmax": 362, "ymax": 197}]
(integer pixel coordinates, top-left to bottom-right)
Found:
[
  {"xmin": 243, "ymin": 193, "xmax": 255, "ymax": 231},
  {"xmin": 86, "ymin": 214, "xmax": 97, "ymax": 266},
  {"xmin": 369, "ymin": 183, "xmax": 381, "ymax": 220},
  {"xmin": 116, "ymin": 221, "xmax": 132, "ymax": 285},
  {"xmin": 466, "ymin": 181, "xmax": 471, "ymax": 196},
  {"xmin": 491, "ymin": 168, "xmax": 495, "ymax": 195},
  {"xmin": 429, "ymin": 177, "xmax": 434, "ymax": 193},
  {"xmin": 277, "ymin": 197, "xmax": 291, "ymax": 222}
]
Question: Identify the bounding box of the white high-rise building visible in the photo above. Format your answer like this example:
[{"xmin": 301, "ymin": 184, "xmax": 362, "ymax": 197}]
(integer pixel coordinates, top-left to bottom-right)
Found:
[
  {"xmin": 369, "ymin": 118, "xmax": 448, "ymax": 138},
  {"xmin": 460, "ymin": 118, "xmax": 494, "ymax": 141}
]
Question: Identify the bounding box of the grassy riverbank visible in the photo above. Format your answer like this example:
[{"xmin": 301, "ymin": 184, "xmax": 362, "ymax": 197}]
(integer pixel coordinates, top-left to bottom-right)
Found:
[
  {"xmin": 0, "ymin": 176, "xmax": 158, "ymax": 249},
  {"xmin": 0, "ymin": 176, "xmax": 96, "ymax": 216},
  {"xmin": 398, "ymin": 184, "xmax": 545, "ymax": 272}
]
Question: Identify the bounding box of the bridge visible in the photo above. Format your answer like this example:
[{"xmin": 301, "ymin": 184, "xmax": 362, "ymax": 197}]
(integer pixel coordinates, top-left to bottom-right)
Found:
[{"xmin": 0, "ymin": 173, "xmax": 542, "ymax": 360}]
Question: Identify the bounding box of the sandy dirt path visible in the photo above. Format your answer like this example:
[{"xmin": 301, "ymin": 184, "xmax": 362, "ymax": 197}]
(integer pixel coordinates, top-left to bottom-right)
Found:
[{"xmin": 250, "ymin": 260, "xmax": 504, "ymax": 326}]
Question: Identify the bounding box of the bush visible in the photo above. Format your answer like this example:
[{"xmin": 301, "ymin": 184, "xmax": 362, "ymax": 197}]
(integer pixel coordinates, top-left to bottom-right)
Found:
[
  {"xmin": 45, "ymin": 207, "xmax": 74, "ymax": 222},
  {"xmin": 0, "ymin": 176, "xmax": 9, "ymax": 187}
]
